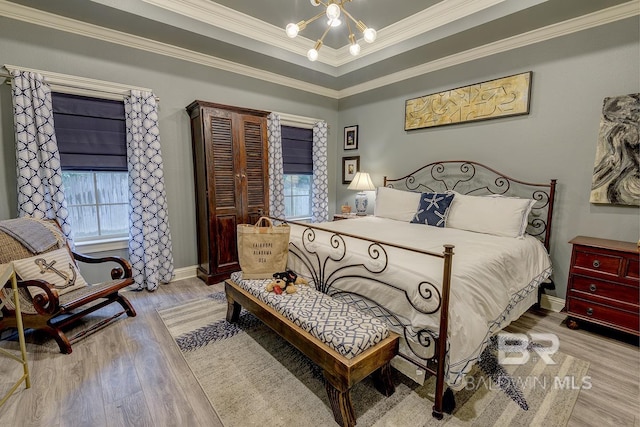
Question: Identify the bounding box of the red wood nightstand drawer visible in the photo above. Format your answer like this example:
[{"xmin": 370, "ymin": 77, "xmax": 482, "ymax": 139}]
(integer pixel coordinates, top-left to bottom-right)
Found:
[
  {"xmin": 567, "ymin": 297, "xmax": 639, "ymax": 334},
  {"xmin": 569, "ymin": 274, "xmax": 639, "ymax": 304},
  {"xmin": 626, "ymin": 258, "xmax": 639, "ymax": 280},
  {"xmin": 567, "ymin": 237, "xmax": 640, "ymax": 336},
  {"xmin": 572, "ymin": 248, "xmax": 622, "ymax": 277}
]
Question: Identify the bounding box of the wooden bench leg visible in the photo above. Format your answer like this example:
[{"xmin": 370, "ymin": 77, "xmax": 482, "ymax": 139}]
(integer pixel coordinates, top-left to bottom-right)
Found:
[
  {"xmin": 225, "ymin": 293, "xmax": 241, "ymax": 323},
  {"xmin": 372, "ymin": 362, "xmax": 395, "ymax": 396},
  {"xmin": 324, "ymin": 375, "xmax": 356, "ymax": 427}
]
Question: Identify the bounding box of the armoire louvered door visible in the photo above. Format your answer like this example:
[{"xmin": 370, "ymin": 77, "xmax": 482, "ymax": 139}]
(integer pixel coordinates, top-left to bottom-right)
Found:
[{"xmin": 187, "ymin": 101, "xmax": 269, "ymax": 285}]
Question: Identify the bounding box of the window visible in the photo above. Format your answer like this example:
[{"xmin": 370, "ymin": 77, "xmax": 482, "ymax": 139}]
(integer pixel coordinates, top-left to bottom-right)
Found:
[
  {"xmin": 283, "ymin": 174, "xmax": 312, "ymax": 219},
  {"xmin": 52, "ymin": 93, "xmax": 129, "ymax": 243},
  {"xmin": 63, "ymin": 171, "xmax": 129, "ymax": 240},
  {"xmin": 281, "ymin": 126, "xmax": 313, "ymax": 220}
]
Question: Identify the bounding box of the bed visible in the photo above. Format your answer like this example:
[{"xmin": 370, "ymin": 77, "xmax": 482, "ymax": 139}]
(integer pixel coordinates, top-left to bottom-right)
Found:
[{"xmin": 280, "ymin": 160, "xmax": 556, "ymax": 418}]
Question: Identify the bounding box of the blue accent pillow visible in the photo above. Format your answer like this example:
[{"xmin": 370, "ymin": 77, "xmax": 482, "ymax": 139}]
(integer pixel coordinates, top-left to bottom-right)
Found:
[{"xmin": 410, "ymin": 192, "xmax": 455, "ymax": 227}]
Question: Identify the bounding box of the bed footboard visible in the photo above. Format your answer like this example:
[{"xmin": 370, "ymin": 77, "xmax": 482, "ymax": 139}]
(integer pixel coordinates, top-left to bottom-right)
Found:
[{"xmin": 275, "ymin": 218, "xmax": 456, "ymax": 418}]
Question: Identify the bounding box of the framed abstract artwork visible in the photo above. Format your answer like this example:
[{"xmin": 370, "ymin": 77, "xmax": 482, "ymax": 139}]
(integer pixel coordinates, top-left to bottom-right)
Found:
[
  {"xmin": 590, "ymin": 93, "xmax": 639, "ymax": 206},
  {"xmin": 404, "ymin": 72, "xmax": 532, "ymax": 130},
  {"xmin": 342, "ymin": 156, "xmax": 360, "ymax": 184},
  {"xmin": 344, "ymin": 125, "xmax": 358, "ymax": 150}
]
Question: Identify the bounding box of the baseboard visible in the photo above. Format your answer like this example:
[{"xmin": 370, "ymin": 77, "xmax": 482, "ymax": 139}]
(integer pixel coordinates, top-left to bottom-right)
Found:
[
  {"xmin": 171, "ymin": 265, "xmax": 198, "ymax": 282},
  {"xmin": 540, "ymin": 294, "xmax": 565, "ymax": 312}
]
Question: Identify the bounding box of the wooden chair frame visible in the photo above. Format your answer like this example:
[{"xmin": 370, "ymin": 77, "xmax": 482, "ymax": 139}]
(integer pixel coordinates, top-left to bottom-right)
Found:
[{"xmin": 0, "ymin": 223, "xmax": 136, "ymax": 354}]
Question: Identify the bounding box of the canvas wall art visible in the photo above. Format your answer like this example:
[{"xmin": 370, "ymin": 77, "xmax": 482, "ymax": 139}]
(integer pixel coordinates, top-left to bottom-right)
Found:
[
  {"xmin": 404, "ymin": 72, "xmax": 531, "ymax": 130},
  {"xmin": 590, "ymin": 93, "xmax": 640, "ymax": 206}
]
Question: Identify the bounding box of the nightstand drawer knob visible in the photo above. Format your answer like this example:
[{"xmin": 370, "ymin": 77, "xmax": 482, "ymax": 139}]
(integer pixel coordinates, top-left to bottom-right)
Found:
[
  {"xmin": 589, "ymin": 283, "xmax": 597, "ymax": 292},
  {"xmin": 586, "ymin": 307, "xmax": 594, "ymax": 316},
  {"xmin": 592, "ymin": 260, "xmax": 600, "ymax": 268}
]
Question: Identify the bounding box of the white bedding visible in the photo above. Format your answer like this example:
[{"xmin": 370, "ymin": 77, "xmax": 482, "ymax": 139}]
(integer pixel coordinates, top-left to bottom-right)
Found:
[{"xmin": 286, "ymin": 216, "xmax": 552, "ymax": 390}]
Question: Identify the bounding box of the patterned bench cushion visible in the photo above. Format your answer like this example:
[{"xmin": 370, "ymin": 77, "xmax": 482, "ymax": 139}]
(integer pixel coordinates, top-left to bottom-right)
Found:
[{"xmin": 230, "ymin": 271, "xmax": 389, "ymax": 359}]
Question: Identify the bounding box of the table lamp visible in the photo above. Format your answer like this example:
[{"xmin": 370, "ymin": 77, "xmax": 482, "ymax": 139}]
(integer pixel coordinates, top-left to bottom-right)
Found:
[{"xmin": 347, "ymin": 172, "xmax": 376, "ymax": 215}]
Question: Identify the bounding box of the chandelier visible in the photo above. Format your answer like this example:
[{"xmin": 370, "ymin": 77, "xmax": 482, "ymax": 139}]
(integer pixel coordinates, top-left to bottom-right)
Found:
[{"xmin": 285, "ymin": 0, "xmax": 377, "ymax": 61}]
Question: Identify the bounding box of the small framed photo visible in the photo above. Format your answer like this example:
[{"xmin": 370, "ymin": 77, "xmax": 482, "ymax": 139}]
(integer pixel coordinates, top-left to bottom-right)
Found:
[
  {"xmin": 344, "ymin": 125, "xmax": 358, "ymax": 150},
  {"xmin": 342, "ymin": 156, "xmax": 360, "ymax": 184}
]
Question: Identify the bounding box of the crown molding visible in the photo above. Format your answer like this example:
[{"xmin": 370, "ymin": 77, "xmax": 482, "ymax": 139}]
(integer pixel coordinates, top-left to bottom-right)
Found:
[
  {"xmin": 334, "ymin": 0, "xmax": 507, "ymax": 65},
  {"xmin": 0, "ymin": 0, "xmax": 339, "ymax": 98},
  {"xmin": 144, "ymin": 0, "xmax": 507, "ymax": 68},
  {"xmin": 141, "ymin": 0, "xmax": 340, "ymax": 66},
  {"xmin": 0, "ymin": 0, "xmax": 637, "ymax": 100},
  {"xmin": 338, "ymin": 0, "xmax": 640, "ymax": 98}
]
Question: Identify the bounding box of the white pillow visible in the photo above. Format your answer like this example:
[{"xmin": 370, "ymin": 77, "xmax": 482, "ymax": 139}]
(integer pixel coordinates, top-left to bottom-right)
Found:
[
  {"xmin": 373, "ymin": 186, "xmax": 421, "ymax": 222},
  {"xmin": 446, "ymin": 192, "xmax": 536, "ymax": 238},
  {"xmin": 12, "ymin": 248, "xmax": 89, "ymax": 298}
]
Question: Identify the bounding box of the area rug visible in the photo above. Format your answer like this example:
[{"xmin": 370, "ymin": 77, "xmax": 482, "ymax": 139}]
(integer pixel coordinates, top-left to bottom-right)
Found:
[{"xmin": 157, "ymin": 292, "xmax": 589, "ymax": 427}]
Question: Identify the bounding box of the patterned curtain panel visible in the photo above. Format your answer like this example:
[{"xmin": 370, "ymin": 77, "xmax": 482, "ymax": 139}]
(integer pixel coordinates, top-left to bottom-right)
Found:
[
  {"xmin": 10, "ymin": 70, "xmax": 73, "ymax": 243},
  {"xmin": 311, "ymin": 121, "xmax": 329, "ymax": 222},
  {"xmin": 267, "ymin": 113, "xmax": 286, "ymax": 219},
  {"xmin": 125, "ymin": 90, "xmax": 174, "ymax": 291}
]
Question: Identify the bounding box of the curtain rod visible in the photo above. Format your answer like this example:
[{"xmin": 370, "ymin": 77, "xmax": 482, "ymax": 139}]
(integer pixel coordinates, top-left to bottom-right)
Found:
[{"xmin": 0, "ymin": 71, "xmax": 160, "ymax": 102}]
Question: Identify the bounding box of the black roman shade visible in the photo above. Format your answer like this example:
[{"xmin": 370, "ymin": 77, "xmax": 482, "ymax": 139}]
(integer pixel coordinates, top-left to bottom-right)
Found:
[
  {"xmin": 282, "ymin": 125, "xmax": 313, "ymax": 175},
  {"xmin": 52, "ymin": 93, "xmax": 127, "ymax": 171}
]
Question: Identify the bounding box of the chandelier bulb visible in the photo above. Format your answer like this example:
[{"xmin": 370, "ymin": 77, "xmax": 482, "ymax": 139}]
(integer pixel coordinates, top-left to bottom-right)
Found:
[
  {"xmin": 363, "ymin": 27, "xmax": 377, "ymax": 43},
  {"xmin": 285, "ymin": 23, "xmax": 299, "ymax": 38},
  {"xmin": 286, "ymin": 3, "xmax": 378, "ymax": 61},
  {"xmin": 307, "ymin": 48, "xmax": 319, "ymax": 61},
  {"xmin": 349, "ymin": 43, "xmax": 361, "ymax": 56},
  {"xmin": 326, "ymin": 3, "xmax": 341, "ymax": 21},
  {"xmin": 349, "ymin": 33, "xmax": 360, "ymax": 56}
]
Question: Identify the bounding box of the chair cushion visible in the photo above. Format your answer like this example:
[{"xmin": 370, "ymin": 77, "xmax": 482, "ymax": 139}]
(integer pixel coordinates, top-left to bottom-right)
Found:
[{"xmin": 12, "ymin": 248, "xmax": 89, "ymax": 298}]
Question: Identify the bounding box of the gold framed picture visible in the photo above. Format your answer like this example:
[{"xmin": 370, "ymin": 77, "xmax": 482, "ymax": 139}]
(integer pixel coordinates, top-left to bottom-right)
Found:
[{"xmin": 405, "ymin": 71, "xmax": 532, "ymax": 130}]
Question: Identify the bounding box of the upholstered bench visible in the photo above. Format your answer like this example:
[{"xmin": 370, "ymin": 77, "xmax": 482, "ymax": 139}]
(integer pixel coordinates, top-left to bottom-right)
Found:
[{"xmin": 225, "ymin": 271, "xmax": 399, "ymax": 427}]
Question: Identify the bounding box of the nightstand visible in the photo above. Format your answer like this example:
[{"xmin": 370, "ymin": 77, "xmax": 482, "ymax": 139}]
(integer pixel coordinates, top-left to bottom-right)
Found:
[
  {"xmin": 0, "ymin": 262, "xmax": 31, "ymax": 406},
  {"xmin": 333, "ymin": 213, "xmax": 372, "ymax": 221},
  {"xmin": 566, "ymin": 236, "xmax": 639, "ymax": 336}
]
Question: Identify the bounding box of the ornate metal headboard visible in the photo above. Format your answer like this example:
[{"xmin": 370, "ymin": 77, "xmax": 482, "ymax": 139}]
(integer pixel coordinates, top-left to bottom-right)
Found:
[{"xmin": 384, "ymin": 160, "xmax": 557, "ymax": 251}]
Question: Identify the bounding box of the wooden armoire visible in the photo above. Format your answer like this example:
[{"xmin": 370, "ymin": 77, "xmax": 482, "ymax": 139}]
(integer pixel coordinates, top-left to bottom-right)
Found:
[{"xmin": 186, "ymin": 101, "xmax": 270, "ymax": 285}]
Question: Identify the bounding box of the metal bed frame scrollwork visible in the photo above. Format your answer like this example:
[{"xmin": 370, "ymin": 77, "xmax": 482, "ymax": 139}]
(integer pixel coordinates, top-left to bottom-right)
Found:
[{"xmin": 277, "ymin": 160, "xmax": 557, "ymax": 419}]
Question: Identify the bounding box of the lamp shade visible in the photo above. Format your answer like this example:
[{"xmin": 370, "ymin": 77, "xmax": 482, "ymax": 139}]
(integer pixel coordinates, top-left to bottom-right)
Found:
[{"xmin": 348, "ymin": 172, "xmax": 375, "ymax": 191}]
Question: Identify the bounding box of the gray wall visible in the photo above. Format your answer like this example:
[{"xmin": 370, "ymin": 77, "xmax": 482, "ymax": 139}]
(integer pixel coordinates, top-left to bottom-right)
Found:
[
  {"xmin": 335, "ymin": 17, "xmax": 640, "ymax": 298},
  {"xmin": 1, "ymin": 16, "xmax": 638, "ymax": 297},
  {"xmin": 0, "ymin": 17, "xmax": 338, "ymax": 275}
]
